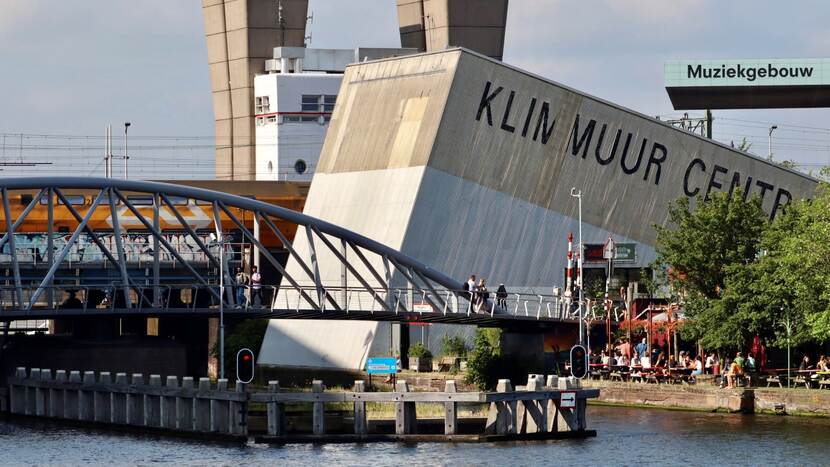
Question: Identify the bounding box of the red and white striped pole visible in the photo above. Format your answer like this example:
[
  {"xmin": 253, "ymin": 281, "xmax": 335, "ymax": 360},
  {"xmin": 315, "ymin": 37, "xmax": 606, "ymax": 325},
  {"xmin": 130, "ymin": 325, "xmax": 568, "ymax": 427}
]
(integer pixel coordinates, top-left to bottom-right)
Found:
[{"xmin": 566, "ymin": 232, "xmax": 573, "ymax": 296}]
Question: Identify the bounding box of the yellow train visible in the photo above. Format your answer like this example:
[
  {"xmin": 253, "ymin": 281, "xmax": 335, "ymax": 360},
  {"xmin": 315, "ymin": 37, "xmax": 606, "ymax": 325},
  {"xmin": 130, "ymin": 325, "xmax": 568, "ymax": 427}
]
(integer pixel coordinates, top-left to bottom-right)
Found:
[{"xmin": 0, "ymin": 180, "xmax": 309, "ymax": 248}]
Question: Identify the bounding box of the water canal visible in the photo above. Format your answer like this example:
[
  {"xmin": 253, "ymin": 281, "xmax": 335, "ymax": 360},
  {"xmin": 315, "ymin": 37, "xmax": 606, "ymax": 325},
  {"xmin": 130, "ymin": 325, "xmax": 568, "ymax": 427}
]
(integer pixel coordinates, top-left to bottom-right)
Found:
[{"xmin": 2, "ymin": 406, "xmax": 828, "ymax": 466}]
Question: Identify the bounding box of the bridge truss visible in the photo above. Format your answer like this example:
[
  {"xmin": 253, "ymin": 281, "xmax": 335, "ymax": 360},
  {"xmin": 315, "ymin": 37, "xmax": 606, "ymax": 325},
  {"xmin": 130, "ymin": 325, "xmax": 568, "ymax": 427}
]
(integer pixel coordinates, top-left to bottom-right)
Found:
[{"xmin": 0, "ymin": 177, "xmax": 578, "ymax": 326}]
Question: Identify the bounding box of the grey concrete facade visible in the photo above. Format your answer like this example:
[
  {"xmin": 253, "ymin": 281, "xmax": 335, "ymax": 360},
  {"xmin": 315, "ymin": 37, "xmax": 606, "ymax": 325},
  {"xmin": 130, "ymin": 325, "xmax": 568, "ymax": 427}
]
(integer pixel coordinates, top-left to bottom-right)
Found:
[
  {"xmin": 260, "ymin": 49, "xmax": 817, "ymax": 370},
  {"xmin": 202, "ymin": 0, "xmax": 308, "ymax": 180},
  {"xmin": 397, "ymin": 0, "xmax": 509, "ymax": 60}
]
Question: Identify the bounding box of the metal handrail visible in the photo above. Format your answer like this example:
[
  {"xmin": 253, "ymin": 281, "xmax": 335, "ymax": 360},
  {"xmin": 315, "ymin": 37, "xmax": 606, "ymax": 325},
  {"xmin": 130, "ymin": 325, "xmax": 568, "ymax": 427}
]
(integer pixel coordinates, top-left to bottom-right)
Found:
[{"xmin": 0, "ymin": 282, "xmax": 625, "ymax": 322}]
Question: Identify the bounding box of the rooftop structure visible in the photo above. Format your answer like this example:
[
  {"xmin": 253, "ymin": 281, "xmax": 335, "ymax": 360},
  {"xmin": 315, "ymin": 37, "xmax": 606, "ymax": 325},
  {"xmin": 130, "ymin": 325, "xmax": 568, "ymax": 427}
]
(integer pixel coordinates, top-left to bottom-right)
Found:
[{"xmin": 253, "ymin": 47, "xmax": 417, "ymax": 181}]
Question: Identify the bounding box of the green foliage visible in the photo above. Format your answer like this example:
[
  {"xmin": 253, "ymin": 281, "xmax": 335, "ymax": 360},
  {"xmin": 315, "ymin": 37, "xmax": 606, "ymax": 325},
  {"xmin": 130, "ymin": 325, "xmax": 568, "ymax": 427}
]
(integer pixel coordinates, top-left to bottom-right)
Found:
[
  {"xmin": 464, "ymin": 329, "xmax": 502, "ymax": 390},
  {"xmin": 583, "ymin": 276, "xmax": 605, "ymax": 300},
  {"xmin": 655, "ymin": 190, "xmax": 766, "ymax": 299},
  {"xmin": 654, "ymin": 184, "xmax": 830, "ymax": 351},
  {"xmin": 407, "ymin": 341, "xmax": 432, "ymax": 359},
  {"xmin": 736, "ymin": 137, "xmax": 752, "ymax": 153},
  {"xmin": 210, "ymin": 319, "xmax": 269, "ymax": 378},
  {"xmin": 440, "ymin": 334, "xmax": 468, "ymax": 357}
]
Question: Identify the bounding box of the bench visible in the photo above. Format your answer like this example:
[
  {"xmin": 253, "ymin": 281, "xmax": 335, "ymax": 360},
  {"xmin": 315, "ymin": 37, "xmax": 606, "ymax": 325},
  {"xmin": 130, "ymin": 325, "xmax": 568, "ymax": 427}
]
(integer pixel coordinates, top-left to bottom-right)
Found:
[
  {"xmin": 765, "ymin": 375, "xmax": 783, "ymax": 388},
  {"xmin": 436, "ymin": 356, "xmax": 460, "ymax": 372}
]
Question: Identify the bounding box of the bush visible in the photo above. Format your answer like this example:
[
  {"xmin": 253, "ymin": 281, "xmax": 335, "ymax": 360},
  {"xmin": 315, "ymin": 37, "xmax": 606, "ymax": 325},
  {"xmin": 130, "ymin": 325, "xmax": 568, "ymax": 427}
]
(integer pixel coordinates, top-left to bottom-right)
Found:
[
  {"xmin": 464, "ymin": 329, "xmax": 502, "ymax": 390},
  {"xmin": 408, "ymin": 341, "xmax": 433, "ymax": 359},
  {"xmin": 441, "ymin": 334, "xmax": 468, "ymax": 357},
  {"xmin": 210, "ymin": 319, "xmax": 269, "ymax": 379}
]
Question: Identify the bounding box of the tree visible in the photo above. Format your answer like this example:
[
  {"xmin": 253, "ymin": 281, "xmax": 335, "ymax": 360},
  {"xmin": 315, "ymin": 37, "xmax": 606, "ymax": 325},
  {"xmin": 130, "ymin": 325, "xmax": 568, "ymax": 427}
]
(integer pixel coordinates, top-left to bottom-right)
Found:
[
  {"xmin": 655, "ymin": 190, "xmax": 767, "ymax": 300},
  {"xmin": 211, "ymin": 319, "xmax": 269, "ymax": 379},
  {"xmin": 464, "ymin": 329, "xmax": 502, "ymax": 390},
  {"xmin": 753, "ymin": 184, "xmax": 830, "ymax": 343},
  {"xmin": 653, "ymin": 190, "xmax": 768, "ymax": 350}
]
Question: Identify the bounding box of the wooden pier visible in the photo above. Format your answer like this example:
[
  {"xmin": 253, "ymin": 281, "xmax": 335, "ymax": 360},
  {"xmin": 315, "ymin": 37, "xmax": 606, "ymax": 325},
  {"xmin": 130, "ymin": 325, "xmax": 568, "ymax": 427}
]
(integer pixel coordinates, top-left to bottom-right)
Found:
[{"xmin": 6, "ymin": 367, "xmax": 599, "ymax": 443}]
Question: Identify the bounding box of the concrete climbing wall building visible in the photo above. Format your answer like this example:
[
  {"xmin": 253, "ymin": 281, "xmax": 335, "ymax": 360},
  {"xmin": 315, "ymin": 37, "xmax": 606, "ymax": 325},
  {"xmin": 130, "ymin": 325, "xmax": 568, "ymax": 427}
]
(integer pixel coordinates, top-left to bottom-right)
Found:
[{"xmin": 259, "ymin": 48, "xmax": 817, "ymax": 370}]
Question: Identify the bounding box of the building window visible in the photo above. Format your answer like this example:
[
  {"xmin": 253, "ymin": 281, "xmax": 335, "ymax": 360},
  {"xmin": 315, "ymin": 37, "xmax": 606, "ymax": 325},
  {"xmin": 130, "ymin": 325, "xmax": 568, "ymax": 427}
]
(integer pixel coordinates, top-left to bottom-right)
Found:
[
  {"xmin": 323, "ymin": 95, "xmax": 336, "ymax": 112},
  {"xmin": 300, "ymin": 94, "xmax": 337, "ymax": 122},
  {"xmin": 294, "ymin": 159, "xmax": 308, "ymax": 174},
  {"xmin": 282, "ymin": 116, "xmax": 300, "ymax": 123},
  {"xmin": 255, "ymin": 96, "xmax": 270, "ymax": 114},
  {"xmin": 266, "ymin": 116, "xmax": 277, "ymax": 124},
  {"xmin": 255, "ymin": 117, "xmax": 265, "ymax": 126}
]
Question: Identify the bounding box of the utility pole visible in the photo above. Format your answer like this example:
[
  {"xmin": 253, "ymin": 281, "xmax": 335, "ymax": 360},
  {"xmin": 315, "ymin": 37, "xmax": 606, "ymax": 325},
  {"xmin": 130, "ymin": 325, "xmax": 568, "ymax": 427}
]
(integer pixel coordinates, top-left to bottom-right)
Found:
[
  {"xmin": 104, "ymin": 125, "xmax": 110, "ymax": 178},
  {"xmin": 124, "ymin": 122, "xmax": 131, "ymax": 180},
  {"xmin": 570, "ymin": 187, "xmax": 584, "ymax": 346}
]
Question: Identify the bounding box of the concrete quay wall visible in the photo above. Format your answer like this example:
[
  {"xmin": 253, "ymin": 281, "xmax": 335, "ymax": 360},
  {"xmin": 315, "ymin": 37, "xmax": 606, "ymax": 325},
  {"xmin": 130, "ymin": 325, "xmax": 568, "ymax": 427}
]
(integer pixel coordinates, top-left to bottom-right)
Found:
[
  {"xmin": 753, "ymin": 388, "xmax": 830, "ymax": 416},
  {"xmin": 588, "ymin": 381, "xmax": 751, "ymax": 413},
  {"xmin": 586, "ymin": 381, "xmax": 830, "ymax": 416}
]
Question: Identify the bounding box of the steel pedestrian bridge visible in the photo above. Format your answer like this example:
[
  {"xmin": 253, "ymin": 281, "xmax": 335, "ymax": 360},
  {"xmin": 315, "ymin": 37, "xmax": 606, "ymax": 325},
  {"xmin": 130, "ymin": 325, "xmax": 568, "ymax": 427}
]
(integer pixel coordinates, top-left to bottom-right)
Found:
[{"xmin": 0, "ymin": 177, "xmax": 582, "ymax": 327}]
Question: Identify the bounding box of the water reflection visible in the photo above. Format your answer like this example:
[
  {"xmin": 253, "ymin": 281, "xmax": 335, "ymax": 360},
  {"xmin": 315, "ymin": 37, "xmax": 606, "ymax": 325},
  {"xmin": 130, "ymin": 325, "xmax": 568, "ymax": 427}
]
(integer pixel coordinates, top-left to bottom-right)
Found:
[{"xmin": 2, "ymin": 406, "xmax": 830, "ymax": 466}]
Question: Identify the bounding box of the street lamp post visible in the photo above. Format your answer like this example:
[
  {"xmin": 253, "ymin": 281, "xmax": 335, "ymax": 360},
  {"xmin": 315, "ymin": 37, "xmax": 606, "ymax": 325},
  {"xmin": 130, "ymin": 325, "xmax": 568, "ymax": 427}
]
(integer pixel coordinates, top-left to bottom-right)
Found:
[
  {"xmin": 124, "ymin": 122, "xmax": 131, "ymax": 180},
  {"xmin": 570, "ymin": 187, "xmax": 584, "ymax": 346},
  {"xmin": 781, "ymin": 307, "xmax": 792, "ymax": 389},
  {"xmin": 768, "ymin": 125, "xmax": 778, "ymax": 160},
  {"xmin": 219, "ymin": 231, "xmax": 225, "ymax": 380}
]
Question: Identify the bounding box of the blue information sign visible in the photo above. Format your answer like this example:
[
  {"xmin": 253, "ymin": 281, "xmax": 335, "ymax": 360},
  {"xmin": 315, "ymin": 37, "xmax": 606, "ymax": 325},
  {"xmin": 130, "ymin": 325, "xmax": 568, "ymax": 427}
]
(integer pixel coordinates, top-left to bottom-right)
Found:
[{"xmin": 366, "ymin": 357, "xmax": 398, "ymax": 375}]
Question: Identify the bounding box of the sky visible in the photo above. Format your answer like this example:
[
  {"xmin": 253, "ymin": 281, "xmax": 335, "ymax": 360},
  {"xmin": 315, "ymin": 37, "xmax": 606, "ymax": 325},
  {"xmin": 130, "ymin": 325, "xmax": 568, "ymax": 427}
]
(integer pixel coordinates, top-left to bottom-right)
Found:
[{"xmin": 1, "ymin": 0, "xmax": 829, "ymax": 178}]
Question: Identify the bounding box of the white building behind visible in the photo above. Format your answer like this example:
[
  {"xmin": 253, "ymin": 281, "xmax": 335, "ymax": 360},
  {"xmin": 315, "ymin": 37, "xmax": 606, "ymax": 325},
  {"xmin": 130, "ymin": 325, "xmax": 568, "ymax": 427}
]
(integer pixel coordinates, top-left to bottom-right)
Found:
[{"xmin": 254, "ymin": 47, "xmax": 415, "ymax": 181}]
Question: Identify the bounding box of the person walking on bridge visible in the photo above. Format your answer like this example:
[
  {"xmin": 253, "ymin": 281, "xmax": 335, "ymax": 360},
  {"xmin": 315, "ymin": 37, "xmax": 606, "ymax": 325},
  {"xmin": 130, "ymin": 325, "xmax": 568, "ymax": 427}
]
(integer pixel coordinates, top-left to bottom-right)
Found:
[
  {"xmin": 234, "ymin": 267, "xmax": 250, "ymax": 308},
  {"xmin": 251, "ymin": 266, "xmax": 262, "ymax": 308}
]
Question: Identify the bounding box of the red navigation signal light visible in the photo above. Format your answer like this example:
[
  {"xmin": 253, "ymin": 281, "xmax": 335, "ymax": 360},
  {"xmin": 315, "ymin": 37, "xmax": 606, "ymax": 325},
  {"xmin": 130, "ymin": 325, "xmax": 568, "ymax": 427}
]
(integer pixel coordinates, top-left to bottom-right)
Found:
[
  {"xmin": 570, "ymin": 344, "xmax": 588, "ymax": 379},
  {"xmin": 236, "ymin": 348, "xmax": 255, "ymax": 384}
]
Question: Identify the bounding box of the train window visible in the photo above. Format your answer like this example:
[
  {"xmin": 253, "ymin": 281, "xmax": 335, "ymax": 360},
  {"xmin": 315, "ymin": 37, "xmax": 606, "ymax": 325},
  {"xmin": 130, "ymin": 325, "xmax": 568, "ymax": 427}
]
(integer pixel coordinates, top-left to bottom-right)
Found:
[
  {"xmin": 166, "ymin": 196, "xmax": 189, "ymax": 206},
  {"xmin": 195, "ymin": 199, "xmax": 213, "ymax": 206},
  {"xmin": 20, "ymin": 194, "xmax": 33, "ymax": 205},
  {"xmin": 58, "ymin": 195, "xmax": 86, "ymax": 206},
  {"xmin": 127, "ymin": 196, "xmax": 154, "ymax": 206}
]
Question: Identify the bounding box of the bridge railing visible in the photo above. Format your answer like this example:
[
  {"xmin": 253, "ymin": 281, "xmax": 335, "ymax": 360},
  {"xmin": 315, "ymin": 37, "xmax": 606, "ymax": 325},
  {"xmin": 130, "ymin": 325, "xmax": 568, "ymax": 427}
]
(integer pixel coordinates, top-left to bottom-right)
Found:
[{"xmin": 0, "ymin": 282, "xmax": 606, "ymax": 323}]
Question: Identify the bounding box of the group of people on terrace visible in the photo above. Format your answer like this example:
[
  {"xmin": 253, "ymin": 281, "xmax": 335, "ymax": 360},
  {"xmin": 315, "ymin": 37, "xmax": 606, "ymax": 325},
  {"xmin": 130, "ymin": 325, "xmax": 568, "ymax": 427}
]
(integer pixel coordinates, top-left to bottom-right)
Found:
[{"xmin": 588, "ymin": 337, "xmax": 763, "ymax": 387}]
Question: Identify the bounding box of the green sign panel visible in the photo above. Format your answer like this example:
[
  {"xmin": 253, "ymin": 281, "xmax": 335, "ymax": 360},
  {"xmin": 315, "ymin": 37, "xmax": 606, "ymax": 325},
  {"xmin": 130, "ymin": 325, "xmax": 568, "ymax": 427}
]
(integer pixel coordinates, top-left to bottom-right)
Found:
[
  {"xmin": 665, "ymin": 59, "xmax": 830, "ymax": 88},
  {"xmin": 614, "ymin": 243, "xmax": 636, "ymax": 262}
]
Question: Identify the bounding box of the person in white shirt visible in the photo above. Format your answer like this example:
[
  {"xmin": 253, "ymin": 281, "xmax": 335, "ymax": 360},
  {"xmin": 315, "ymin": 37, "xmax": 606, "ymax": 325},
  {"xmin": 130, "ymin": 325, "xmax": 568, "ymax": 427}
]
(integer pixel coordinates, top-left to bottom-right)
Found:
[
  {"xmin": 705, "ymin": 352, "xmax": 718, "ymax": 374},
  {"xmin": 692, "ymin": 355, "xmax": 704, "ymax": 376},
  {"xmin": 251, "ymin": 266, "xmax": 262, "ymax": 307}
]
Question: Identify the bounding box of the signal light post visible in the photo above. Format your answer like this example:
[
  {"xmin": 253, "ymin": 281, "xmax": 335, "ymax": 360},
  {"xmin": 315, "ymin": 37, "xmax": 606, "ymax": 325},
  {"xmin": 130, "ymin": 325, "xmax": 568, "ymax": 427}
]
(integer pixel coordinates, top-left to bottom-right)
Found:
[
  {"xmin": 236, "ymin": 348, "xmax": 255, "ymax": 384},
  {"xmin": 570, "ymin": 344, "xmax": 587, "ymax": 379}
]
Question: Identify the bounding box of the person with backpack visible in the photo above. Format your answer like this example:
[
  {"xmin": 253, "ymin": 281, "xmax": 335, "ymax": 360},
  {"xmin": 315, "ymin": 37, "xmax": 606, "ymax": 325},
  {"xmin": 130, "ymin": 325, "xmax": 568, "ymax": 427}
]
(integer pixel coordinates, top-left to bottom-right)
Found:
[{"xmin": 234, "ymin": 267, "xmax": 250, "ymax": 308}]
